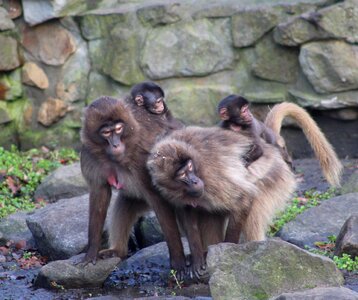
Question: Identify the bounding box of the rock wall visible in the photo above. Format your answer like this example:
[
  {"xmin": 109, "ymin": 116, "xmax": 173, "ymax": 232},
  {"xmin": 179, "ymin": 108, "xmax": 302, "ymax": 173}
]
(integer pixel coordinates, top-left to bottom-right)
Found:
[{"xmin": 0, "ymin": 0, "xmax": 357, "ymax": 154}]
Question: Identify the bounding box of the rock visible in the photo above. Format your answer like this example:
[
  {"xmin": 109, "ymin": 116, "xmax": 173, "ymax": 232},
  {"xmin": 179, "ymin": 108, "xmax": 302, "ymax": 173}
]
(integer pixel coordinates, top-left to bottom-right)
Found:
[
  {"xmin": 34, "ymin": 162, "xmax": 88, "ymax": 203},
  {"xmin": 56, "ymin": 19, "xmax": 90, "ymax": 102},
  {"xmin": 321, "ymin": 108, "xmax": 358, "ymax": 121},
  {"xmin": 106, "ymin": 239, "xmax": 189, "ymax": 289},
  {"xmin": 299, "ymin": 41, "xmax": 358, "ymax": 94},
  {"xmin": 275, "ymin": 0, "xmax": 358, "ymax": 46},
  {"xmin": 0, "ymin": 7, "xmax": 15, "ymax": 30},
  {"xmin": 0, "ymin": 108, "xmax": 12, "ymax": 124},
  {"xmin": 334, "ymin": 214, "xmax": 358, "ymax": 258},
  {"xmin": 21, "ymin": 62, "xmax": 49, "ymax": 90},
  {"xmin": 37, "ymin": 97, "xmax": 70, "ymax": 127},
  {"xmin": 26, "ymin": 195, "xmax": 89, "ymax": 260},
  {"xmin": 140, "ymin": 19, "xmax": 234, "ymax": 80},
  {"xmin": 166, "ymin": 82, "xmax": 236, "ymax": 126},
  {"xmin": 88, "ymin": 21, "xmax": 146, "ymax": 85},
  {"xmin": 35, "ymin": 253, "xmax": 121, "ymax": 289},
  {"xmin": 207, "ymin": 240, "xmax": 344, "ymax": 300},
  {"xmin": 277, "ymin": 193, "xmax": 358, "ymax": 248},
  {"xmin": 135, "ymin": 211, "xmax": 164, "ymax": 248},
  {"xmin": 0, "ymin": 68, "xmax": 22, "ymax": 100},
  {"xmin": 252, "ymin": 33, "xmax": 299, "ymax": 83},
  {"xmin": 137, "ymin": 3, "xmax": 181, "ymax": 26},
  {"xmin": 0, "ymin": 34, "xmax": 20, "ymax": 71},
  {"xmin": 87, "ymin": 72, "xmax": 128, "ymax": 102},
  {"xmin": 0, "ymin": 212, "xmax": 34, "ymax": 248},
  {"xmin": 4, "ymin": 0, "xmax": 22, "ymax": 19},
  {"xmin": 341, "ymin": 170, "xmax": 358, "ymax": 194},
  {"xmin": 232, "ymin": 7, "xmax": 278, "ymax": 48},
  {"xmin": 22, "ymin": 0, "xmax": 89, "ymax": 26},
  {"xmin": 315, "ymin": 0, "xmax": 358, "ymax": 44},
  {"xmin": 79, "ymin": 13, "xmax": 128, "ymax": 40},
  {"xmin": 22, "ymin": 22, "xmax": 76, "ymax": 66},
  {"xmin": 289, "ymin": 70, "xmax": 358, "ymax": 109},
  {"xmin": 274, "ymin": 14, "xmax": 330, "ymax": 46},
  {"xmin": 272, "ymin": 286, "xmax": 358, "ymax": 299}
]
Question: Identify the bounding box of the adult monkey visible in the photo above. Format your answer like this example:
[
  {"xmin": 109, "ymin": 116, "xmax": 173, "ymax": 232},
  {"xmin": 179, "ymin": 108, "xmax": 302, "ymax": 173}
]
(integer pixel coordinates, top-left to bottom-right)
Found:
[
  {"xmin": 147, "ymin": 102, "xmax": 342, "ymax": 275},
  {"xmin": 147, "ymin": 126, "xmax": 295, "ymax": 277},
  {"xmin": 80, "ymin": 96, "xmax": 188, "ymax": 278}
]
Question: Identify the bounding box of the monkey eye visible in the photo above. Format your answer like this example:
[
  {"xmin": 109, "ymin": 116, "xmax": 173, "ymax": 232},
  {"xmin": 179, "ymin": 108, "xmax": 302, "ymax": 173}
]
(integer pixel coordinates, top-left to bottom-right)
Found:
[
  {"xmin": 156, "ymin": 97, "xmax": 164, "ymax": 103},
  {"xmin": 177, "ymin": 171, "xmax": 186, "ymax": 180},
  {"xmin": 114, "ymin": 123, "xmax": 123, "ymax": 134},
  {"xmin": 100, "ymin": 129, "xmax": 111, "ymax": 138},
  {"xmin": 187, "ymin": 160, "xmax": 193, "ymax": 172}
]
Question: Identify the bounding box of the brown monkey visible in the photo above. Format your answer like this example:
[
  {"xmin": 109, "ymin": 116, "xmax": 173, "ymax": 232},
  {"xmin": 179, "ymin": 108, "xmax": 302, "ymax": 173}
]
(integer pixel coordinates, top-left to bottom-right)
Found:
[
  {"xmin": 80, "ymin": 96, "xmax": 188, "ymax": 278},
  {"xmin": 147, "ymin": 126, "xmax": 295, "ymax": 276},
  {"xmin": 130, "ymin": 81, "xmax": 184, "ymax": 130},
  {"xmin": 264, "ymin": 102, "xmax": 343, "ymax": 187},
  {"xmin": 148, "ymin": 103, "xmax": 343, "ymax": 273},
  {"xmin": 218, "ymin": 94, "xmax": 292, "ymax": 167}
]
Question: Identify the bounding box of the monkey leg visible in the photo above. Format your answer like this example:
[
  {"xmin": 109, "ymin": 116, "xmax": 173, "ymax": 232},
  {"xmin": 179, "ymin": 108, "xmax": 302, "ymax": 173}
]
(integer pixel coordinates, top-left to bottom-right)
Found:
[
  {"xmin": 80, "ymin": 185, "xmax": 112, "ymax": 265},
  {"xmin": 100, "ymin": 194, "xmax": 149, "ymax": 259},
  {"xmin": 199, "ymin": 211, "xmax": 227, "ymax": 249},
  {"xmin": 148, "ymin": 192, "xmax": 187, "ymax": 281},
  {"xmin": 177, "ymin": 207, "xmax": 208, "ymax": 280}
]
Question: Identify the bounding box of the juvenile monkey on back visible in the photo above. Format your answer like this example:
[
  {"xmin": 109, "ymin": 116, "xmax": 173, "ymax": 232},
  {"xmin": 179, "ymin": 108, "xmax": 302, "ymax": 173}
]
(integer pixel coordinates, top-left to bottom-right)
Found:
[
  {"xmin": 130, "ymin": 81, "xmax": 183, "ymax": 130},
  {"xmin": 218, "ymin": 94, "xmax": 292, "ymax": 167}
]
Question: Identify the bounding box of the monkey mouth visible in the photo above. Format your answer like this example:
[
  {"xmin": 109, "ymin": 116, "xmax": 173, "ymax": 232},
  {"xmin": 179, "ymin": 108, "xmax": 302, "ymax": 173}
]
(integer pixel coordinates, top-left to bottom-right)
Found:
[{"xmin": 151, "ymin": 102, "xmax": 165, "ymax": 114}]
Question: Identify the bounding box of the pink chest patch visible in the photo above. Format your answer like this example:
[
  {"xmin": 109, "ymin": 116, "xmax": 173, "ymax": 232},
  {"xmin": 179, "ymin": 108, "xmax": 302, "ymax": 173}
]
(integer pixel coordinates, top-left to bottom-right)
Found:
[{"xmin": 107, "ymin": 174, "xmax": 123, "ymax": 190}]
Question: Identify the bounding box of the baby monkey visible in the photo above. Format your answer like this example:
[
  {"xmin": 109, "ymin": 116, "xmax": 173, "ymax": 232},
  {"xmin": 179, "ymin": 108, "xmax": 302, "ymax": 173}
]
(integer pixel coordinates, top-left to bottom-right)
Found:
[
  {"xmin": 218, "ymin": 94, "xmax": 292, "ymax": 167},
  {"xmin": 130, "ymin": 81, "xmax": 183, "ymax": 130}
]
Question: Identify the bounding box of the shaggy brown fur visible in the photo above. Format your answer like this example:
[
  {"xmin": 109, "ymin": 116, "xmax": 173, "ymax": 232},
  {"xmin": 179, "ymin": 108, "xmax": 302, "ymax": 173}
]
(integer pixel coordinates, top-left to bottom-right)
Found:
[
  {"xmin": 265, "ymin": 102, "xmax": 343, "ymax": 187},
  {"xmin": 80, "ymin": 96, "xmax": 188, "ymax": 277},
  {"xmin": 147, "ymin": 126, "xmax": 297, "ymax": 275}
]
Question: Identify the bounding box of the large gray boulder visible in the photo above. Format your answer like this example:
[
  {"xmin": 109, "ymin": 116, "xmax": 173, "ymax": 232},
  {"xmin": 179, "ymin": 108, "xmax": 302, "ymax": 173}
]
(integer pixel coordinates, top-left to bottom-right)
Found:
[
  {"xmin": 299, "ymin": 41, "xmax": 358, "ymax": 94},
  {"xmin": 278, "ymin": 193, "xmax": 358, "ymax": 248},
  {"xmin": 271, "ymin": 286, "xmax": 358, "ymax": 300},
  {"xmin": 35, "ymin": 253, "xmax": 121, "ymax": 289},
  {"xmin": 140, "ymin": 19, "xmax": 234, "ymax": 80},
  {"xmin": 34, "ymin": 162, "xmax": 88, "ymax": 203},
  {"xmin": 0, "ymin": 34, "xmax": 20, "ymax": 71},
  {"xmin": 207, "ymin": 240, "xmax": 344, "ymax": 300},
  {"xmin": 274, "ymin": 0, "xmax": 358, "ymax": 46},
  {"xmin": 26, "ymin": 194, "xmax": 90, "ymax": 260},
  {"xmin": 252, "ymin": 34, "xmax": 299, "ymax": 83},
  {"xmin": 0, "ymin": 211, "xmax": 34, "ymax": 247}
]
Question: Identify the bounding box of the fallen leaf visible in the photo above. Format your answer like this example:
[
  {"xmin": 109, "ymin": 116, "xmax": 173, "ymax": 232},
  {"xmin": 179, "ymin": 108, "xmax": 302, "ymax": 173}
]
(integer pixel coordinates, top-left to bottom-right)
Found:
[{"xmin": 6, "ymin": 176, "xmax": 21, "ymax": 195}]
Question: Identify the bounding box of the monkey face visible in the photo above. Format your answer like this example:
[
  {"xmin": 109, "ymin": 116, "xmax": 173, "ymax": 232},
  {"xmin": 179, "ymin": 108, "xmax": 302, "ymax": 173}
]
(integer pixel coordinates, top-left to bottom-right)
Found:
[
  {"xmin": 175, "ymin": 159, "xmax": 204, "ymax": 200},
  {"xmin": 99, "ymin": 121, "xmax": 126, "ymax": 161}
]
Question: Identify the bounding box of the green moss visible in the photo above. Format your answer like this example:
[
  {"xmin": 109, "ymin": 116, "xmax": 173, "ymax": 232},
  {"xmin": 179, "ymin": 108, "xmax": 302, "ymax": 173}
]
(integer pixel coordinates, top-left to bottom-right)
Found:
[{"xmin": 0, "ymin": 69, "xmax": 22, "ymax": 101}]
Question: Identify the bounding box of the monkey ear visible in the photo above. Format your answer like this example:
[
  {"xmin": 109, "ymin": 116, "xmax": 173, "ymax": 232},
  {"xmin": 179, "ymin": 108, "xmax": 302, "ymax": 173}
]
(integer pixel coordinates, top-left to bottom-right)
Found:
[
  {"xmin": 219, "ymin": 107, "xmax": 229, "ymax": 120},
  {"xmin": 134, "ymin": 95, "xmax": 144, "ymax": 106}
]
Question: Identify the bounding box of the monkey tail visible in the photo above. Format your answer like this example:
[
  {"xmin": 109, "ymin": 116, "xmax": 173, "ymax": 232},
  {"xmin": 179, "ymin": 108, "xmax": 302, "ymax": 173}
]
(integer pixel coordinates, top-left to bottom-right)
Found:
[{"xmin": 265, "ymin": 102, "xmax": 343, "ymax": 187}]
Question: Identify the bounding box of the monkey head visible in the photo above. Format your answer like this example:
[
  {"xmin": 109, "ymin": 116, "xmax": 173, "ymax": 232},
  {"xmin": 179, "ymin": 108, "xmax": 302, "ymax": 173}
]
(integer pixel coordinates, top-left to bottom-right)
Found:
[
  {"xmin": 131, "ymin": 81, "xmax": 167, "ymax": 115},
  {"xmin": 218, "ymin": 94, "xmax": 252, "ymax": 127},
  {"xmin": 147, "ymin": 139, "xmax": 205, "ymax": 208},
  {"xmin": 81, "ymin": 96, "xmax": 139, "ymax": 162}
]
